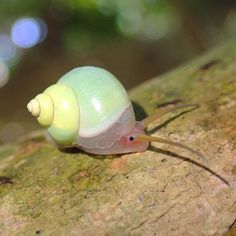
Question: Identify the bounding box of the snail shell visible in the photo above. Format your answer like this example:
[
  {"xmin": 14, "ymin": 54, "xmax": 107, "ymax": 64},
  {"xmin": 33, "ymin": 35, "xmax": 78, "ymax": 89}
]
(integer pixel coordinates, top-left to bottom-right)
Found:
[{"xmin": 27, "ymin": 66, "xmax": 136, "ymax": 150}]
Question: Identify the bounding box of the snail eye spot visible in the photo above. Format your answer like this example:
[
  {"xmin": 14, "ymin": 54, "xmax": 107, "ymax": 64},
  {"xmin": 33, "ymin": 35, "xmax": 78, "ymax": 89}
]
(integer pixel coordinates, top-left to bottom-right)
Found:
[{"xmin": 129, "ymin": 136, "xmax": 134, "ymax": 141}]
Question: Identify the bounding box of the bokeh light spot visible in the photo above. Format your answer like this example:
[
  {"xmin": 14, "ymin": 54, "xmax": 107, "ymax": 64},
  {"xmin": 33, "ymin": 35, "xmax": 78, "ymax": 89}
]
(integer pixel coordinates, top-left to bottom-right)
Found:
[
  {"xmin": 0, "ymin": 35, "xmax": 17, "ymax": 62},
  {"xmin": 11, "ymin": 17, "xmax": 47, "ymax": 48},
  {"xmin": 0, "ymin": 62, "xmax": 10, "ymax": 88}
]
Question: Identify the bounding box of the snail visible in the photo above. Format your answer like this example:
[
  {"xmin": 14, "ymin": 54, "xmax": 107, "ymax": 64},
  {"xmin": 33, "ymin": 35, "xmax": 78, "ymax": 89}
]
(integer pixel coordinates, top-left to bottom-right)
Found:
[{"xmin": 27, "ymin": 66, "xmax": 204, "ymax": 159}]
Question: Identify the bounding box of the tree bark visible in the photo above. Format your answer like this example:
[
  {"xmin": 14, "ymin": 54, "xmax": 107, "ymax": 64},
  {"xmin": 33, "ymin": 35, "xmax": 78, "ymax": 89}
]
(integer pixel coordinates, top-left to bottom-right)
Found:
[{"xmin": 0, "ymin": 39, "xmax": 236, "ymax": 236}]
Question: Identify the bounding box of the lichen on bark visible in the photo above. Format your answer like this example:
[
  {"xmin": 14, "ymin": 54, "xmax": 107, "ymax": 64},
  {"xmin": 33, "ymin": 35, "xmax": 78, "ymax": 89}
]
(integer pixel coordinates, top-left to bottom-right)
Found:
[{"xmin": 0, "ymin": 39, "xmax": 236, "ymax": 235}]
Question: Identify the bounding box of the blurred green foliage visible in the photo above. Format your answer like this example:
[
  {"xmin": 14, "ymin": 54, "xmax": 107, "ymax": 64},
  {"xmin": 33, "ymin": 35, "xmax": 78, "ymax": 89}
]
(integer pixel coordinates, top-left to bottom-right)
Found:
[
  {"xmin": 0, "ymin": 0, "xmax": 236, "ymax": 144},
  {"xmin": 1, "ymin": 0, "xmax": 236, "ymax": 52}
]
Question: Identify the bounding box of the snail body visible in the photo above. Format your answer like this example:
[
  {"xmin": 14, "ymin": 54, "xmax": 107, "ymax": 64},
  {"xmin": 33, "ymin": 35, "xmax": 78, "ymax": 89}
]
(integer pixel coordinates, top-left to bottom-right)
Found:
[{"xmin": 27, "ymin": 66, "xmax": 205, "ymax": 160}]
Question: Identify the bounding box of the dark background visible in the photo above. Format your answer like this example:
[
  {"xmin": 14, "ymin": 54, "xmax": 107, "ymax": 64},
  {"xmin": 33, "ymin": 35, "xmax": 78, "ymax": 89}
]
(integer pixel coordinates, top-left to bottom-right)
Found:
[{"xmin": 0, "ymin": 0, "xmax": 236, "ymax": 143}]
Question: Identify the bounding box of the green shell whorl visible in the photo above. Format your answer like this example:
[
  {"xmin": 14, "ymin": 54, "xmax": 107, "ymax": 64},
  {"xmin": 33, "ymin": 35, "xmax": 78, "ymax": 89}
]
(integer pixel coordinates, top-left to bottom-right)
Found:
[{"xmin": 58, "ymin": 66, "xmax": 133, "ymax": 139}]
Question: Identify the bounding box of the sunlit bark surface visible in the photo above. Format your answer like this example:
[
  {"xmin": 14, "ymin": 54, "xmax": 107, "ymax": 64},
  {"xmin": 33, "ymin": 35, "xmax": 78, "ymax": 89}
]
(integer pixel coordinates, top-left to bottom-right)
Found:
[{"xmin": 0, "ymin": 39, "xmax": 236, "ymax": 236}]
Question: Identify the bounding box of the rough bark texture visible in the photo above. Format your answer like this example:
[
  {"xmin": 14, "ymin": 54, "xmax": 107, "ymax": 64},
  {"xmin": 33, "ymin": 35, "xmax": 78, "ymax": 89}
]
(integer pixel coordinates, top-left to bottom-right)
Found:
[{"xmin": 0, "ymin": 39, "xmax": 236, "ymax": 236}]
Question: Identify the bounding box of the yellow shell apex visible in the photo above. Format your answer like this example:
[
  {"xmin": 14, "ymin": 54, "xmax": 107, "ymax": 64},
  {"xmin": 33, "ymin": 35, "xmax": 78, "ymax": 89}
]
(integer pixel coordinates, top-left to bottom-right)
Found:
[
  {"xmin": 27, "ymin": 84, "xmax": 79, "ymax": 145},
  {"xmin": 27, "ymin": 93, "xmax": 54, "ymax": 127}
]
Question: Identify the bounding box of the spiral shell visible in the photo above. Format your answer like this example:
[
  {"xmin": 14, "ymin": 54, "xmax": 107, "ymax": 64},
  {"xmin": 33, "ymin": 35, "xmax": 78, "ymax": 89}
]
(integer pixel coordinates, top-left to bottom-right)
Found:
[{"xmin": 27, "ymin": 66, "xmax": 136, "ymax": 148}]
